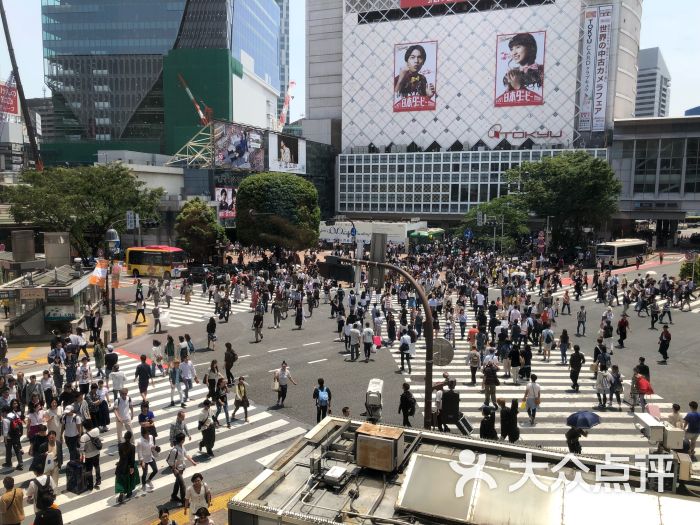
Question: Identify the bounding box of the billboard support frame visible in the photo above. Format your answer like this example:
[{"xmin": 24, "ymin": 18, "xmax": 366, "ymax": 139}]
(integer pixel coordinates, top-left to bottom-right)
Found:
[{"xmin": 165, "ymin": 122, "xmax": 215, "ymax": 168}]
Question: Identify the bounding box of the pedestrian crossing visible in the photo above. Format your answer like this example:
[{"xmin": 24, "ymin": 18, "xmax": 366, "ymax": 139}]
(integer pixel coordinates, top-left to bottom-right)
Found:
[
  {"xmin": 130, "ymin": 289, "xmax": 254, "ymax": 329},
  {"xmin": 388, "ymin": 338, "xmax": 670, "ymax": 459},
  {"xmin": 7, "ymin": 352, "xmax": 307, "ymax": 525}
]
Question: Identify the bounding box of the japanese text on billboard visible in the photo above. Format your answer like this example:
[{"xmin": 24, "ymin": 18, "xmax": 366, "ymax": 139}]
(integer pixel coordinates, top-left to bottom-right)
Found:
[
  {"xmin": 592, "ymin": 5, "xmax": 612, "ymax": 132},
  {"xmin": 578, "ymin": 8, "xmax": 599, "ymax": 131}
]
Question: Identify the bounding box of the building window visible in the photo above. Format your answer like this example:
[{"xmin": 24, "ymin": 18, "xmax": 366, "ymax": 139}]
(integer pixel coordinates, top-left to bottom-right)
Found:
[
  {"xmin": 658, "ymin": 139, "xmax": 684, "ymax": 194},
  {"xmin": 685, "ymin": 139, "xmax": 700, "ymax": 193},
  {"xmin": 633, "ymin": 139, "xmax": 658, "ymax": 194}
]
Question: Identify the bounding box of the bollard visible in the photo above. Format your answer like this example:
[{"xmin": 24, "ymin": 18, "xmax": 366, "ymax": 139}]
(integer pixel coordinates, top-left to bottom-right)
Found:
[
  {"xmin": 127, "ymin": 323, "xmax": 132, "ymax": 340},
  {"xmin": 103, "ymin": 330, "xmax": 110, "ymax": 345}
]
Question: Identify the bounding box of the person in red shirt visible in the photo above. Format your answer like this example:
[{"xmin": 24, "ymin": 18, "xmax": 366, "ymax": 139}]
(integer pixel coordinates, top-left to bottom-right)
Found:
[{"xmin": 467, "ymin": 324, "xmax": 479, "ymax": 349}]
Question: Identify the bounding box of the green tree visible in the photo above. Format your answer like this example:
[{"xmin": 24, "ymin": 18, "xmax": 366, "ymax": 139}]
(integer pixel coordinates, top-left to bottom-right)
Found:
[
  {"xmin": 236, "ymin": 172, "xmax": 320, "ymax": 250},
  {"xmin": 459, "ymin": 195, "xmax": 529, "ymax": 253},
  {"xmin": 5, "ymin": 164, "xmax": 163, "ymax": 258},
  {"xmin": 175, "ymin": 198, "xmax": 227, "ymax": 263},
  {"xmin": 508, "ymin": 151, "xmax": 621, "ymax": 250}
]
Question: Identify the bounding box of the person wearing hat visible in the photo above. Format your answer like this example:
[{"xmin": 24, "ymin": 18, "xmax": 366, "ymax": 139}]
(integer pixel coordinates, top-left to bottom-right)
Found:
[
  {"xmin": 197, "ymin": 400, "xmax": 215, "ymax": 457},
  {"xmin": 193, "ymin": 506, "xmax": 214, "ymax": 525}
]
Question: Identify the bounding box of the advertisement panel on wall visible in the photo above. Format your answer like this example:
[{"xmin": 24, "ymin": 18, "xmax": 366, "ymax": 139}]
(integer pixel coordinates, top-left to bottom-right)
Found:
[
  {"xmin": 213, "ymin": 121, "xmax": 265, "ymax": 171},
  {"xmin": 592, "ymin": 4, "xmax": 613, "ymax": 132},
  {"xmin": 494, "ymin": 31, "xmax": 546, "ymax": 107},
  {"xmin": 269, "ymin": 134, "xmax": 307, "ymax": 174},
  {"xmin": 393, "ymin": 40, "xmax": 438, "ymax": 113},
  {"xmin": 215, "ymin": 187, "xmax": 237, "ymax": 220},
  {"xmin": 0, "ymin": 81, "xmax": 18, "ymax": 116},
  {"xmin": 578, "ymin": 7, "xmax": 599, "ymax": 131}
]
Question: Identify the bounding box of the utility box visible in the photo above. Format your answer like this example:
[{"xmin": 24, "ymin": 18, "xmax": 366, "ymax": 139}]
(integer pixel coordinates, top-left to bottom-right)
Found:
[
  {"xmin": 355, "ymin": 422, "xmax": 404, "ymax": 472},
  {"xmin": 635, "ymin": 412, "xmax": 664, "ymax": 443},
  {"xmin": 662, "ymin": 422, "xmax": 685, "ymax": 450}
]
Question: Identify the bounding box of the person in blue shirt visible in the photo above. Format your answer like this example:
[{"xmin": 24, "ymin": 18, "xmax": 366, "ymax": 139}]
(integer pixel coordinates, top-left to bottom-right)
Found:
[{"xmin": 684, "ymin": 401, "xmax": 700, "ymax": 459}]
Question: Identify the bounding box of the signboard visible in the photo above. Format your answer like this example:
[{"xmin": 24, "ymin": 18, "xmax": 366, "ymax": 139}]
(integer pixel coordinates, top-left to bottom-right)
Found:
[
  {"xmin": 44, "ymin": 304, "xmax": 76, "ymax": 321},
  {"xmin": 20, "ymin": 288, "xmax": 47, "ymax": 301},
  {"xmin": 269, "ymin": 134, "xmax": 306, "ymax": 174},
  {"xmin": 215, "ymin": 186, "xmax": 237, "ymax": 220},
  {"xmin": 0, "ymin": 290, "xmax": 16, "ymax": 299},
  {"xmin": 578, "ymin": 7, "xmax": 599, "ymax": 131},
  {"xmin": 394, "ymin": 41, "xmax": 438, "ymax": 113},
  {"xmin": 126, "ymin": 210, "xmax": 135, "ymax": 231},
  {"xmin": 213, "ymin": 121, "xmax": 265, "ymax": 171},
  {"xmin": 47, "ymin": 288, "xmax": 71, "ymax": 299},
  {"xmin": 494, "ymin": 31, "xmax": 546, "ymax": 107},
  {"xmin": 0, "ymin": 81, "xmax": 18, "ymax": 116},
  {"xmin": 592, "ymin": 4, "xmax": 613, "ymax": 132}
]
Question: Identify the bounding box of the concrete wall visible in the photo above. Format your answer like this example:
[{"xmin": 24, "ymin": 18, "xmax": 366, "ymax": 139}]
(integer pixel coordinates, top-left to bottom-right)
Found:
[
  {"xmin": 120, "ymin": 164, "xmax": 184, "ymax": 197},
  {"xmin": 232, "ymin": 51, "xmax": 281, "ymax": 130}
]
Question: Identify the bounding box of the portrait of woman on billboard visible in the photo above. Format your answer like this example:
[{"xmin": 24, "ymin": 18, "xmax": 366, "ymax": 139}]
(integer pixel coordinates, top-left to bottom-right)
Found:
[
  {"xmin": 495, "ymin": 31, "xmax": 546, "ymax": 107},
  {"xmin": 393, "ymin": 41, "xmax": 437, "ymax": 112}
]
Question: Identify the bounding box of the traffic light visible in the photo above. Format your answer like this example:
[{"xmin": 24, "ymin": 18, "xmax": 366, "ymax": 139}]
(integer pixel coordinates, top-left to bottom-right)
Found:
[{"xmin": 317, "ymin": 256, "xmax": 355, "ymax": 282}]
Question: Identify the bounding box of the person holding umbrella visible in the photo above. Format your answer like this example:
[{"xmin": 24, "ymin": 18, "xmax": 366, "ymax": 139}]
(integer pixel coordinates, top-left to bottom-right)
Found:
[{"xmin": 565, "ymin": 426, "xmax": 588, "ymax": 454}]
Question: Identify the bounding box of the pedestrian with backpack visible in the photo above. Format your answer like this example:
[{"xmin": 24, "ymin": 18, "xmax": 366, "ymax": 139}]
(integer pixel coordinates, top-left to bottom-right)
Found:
[
  {"xmin": 313, "ymin": 378, "xmax": 332, "ymax": 423},
  {"xmin": 2, "ymin": 402, "xmax": 24, "ymax": 470},
  {"xmin": 25, "ymin": 463, "xmax": 57, "ymax": 513},
  {"xmin": 78, "ymin": 419, "xmax": 102, "ymax": 490},
  {"xmin": 398, "ymin": 382, "xmax": 416, "ymax": 427},
  {"xmin": 467, "ymin": 347, "xmax": 481, "ymax": 385}
]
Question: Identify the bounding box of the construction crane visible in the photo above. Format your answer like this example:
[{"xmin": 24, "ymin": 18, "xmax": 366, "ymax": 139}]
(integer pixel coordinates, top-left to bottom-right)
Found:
[
  {"xmin": 177, "ymin": 73, "xmax": 212, "ymax": 126},
  {"xmin": 0, "ymin": 0, "xmax": 43, "ymax": 171},
  {"xmin": 278, "ymin": 80, "xmax": 296, "ymax": 131}
]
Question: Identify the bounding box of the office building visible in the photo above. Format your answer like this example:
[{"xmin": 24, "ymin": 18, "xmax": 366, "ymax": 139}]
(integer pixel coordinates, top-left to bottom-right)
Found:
[
  {"xmin": 41, "ymin": 0, "xmax": 281, "ymax": 163},
  {"xmin": 313, "ymin": 0, "xmax": 642, "ymax": 219},
  {"xmin": 686, "ymin": 106, "xmax": 700, "ymax": 117},
  {"xmin": 275, "ymin": 0, "xmax": 291, "ymax": 119},
  {"xmin": 27, "ymin": 98, "xmax": 58, "ymax": 143},
  {"xmin": 635, "ymin": 47, "xmax": 671, "ymax": 118}
]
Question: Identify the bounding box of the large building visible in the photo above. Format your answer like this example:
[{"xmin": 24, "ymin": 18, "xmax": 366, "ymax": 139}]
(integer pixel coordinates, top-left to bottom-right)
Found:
[
  {"xmin": 40, "ymin": 0, "xmax": 282, "ymax": 163},
  {"xmin": 306, "ymin": 0, "xmax": 643, "ymax": 219},
  {"xmin": 634, "ymin": 47, "xmax": 671, "ymax": 118},
  {"xmin": 275, "ymin": 0, "xmax": 291, "ymax": 119}
]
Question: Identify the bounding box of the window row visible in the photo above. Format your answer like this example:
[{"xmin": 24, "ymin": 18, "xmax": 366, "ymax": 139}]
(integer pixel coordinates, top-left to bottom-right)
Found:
[
  {"xmin": 339, "ymin": 203, "xmax": 473, "ymax": 214},
  {"xmin": 339, "ymin": 162, "xmax": 518, "ymax": 174},
  {"xmin": 339, "ymin": 184, "xmax": 504, "ymax": 203}
]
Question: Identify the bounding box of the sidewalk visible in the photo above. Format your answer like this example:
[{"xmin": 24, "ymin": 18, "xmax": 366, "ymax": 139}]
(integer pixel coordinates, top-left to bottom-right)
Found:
[{"xmin": 140, "ymin": 488, "xmax": 239, "ymax": 525}]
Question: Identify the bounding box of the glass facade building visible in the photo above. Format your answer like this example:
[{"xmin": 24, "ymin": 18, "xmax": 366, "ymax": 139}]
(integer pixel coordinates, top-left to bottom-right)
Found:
[
  {"xmin": 232, "ymin": 0, "xmax": 280, "ymax": 89},
  {"xmin": 42, "ymin": 0, "xmax": 281, "ymax": 145},
  {"xmin": 275, "ymin": 0, "xmax": 290, "ymax": 118},
  {"xmin": 337, "ymin": 149, "xmax": 608, "ymax": 217}
]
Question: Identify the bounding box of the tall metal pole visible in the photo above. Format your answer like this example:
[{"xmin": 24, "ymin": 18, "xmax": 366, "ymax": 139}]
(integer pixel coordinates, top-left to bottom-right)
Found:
[
  {"xmin": 338, "ymin": 257, "xmax": 434, "ymax": 429},
  {"xmin": 0, "ymin": 0, "xmax": 42, "ymax": 171},
  {"xmin": 104, "ymin": 261, "xmax": 110, "ymax": 314}
]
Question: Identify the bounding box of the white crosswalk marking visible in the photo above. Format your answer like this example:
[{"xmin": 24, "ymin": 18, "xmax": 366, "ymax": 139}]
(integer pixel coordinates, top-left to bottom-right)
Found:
[
  {"xmin": 9, "ymin": 352, "xmax": 307, "ymax": 524},
  {"xmin": 388, "ymin": 337, "xmax": 665, "ymax": 459},
  {"xmin": 131, "ymin": 292, "xmax": 253, "ymax": 329}
]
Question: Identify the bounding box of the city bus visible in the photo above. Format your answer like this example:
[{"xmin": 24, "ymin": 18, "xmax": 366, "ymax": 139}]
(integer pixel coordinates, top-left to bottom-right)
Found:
[
  {"xmin": 595, "ymin": 239, "xmax": 648, "ymax": 267},
  {"xmin": 125, "ymin": 245, "xmax": 187, "ymax": 279}
]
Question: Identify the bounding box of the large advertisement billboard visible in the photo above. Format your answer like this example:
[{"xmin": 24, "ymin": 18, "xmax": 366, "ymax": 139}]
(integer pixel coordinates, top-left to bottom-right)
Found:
[
  {"xmin": 592, "ymin": 4, "xmax": 612, "ymax": 132},
  {"xmin": 215, "ymin": 186, "xmax": 237, "ymax": 220},
  {"xmin": 213, "ymin": 121, "xmax": 265, "ymax": 171},
  {"xmin": 578, "ymin": 7, "xmax": 599, "ymax": 131},
  {"xmin": 494, "ymin": 31, "xmax": 546, "ymax": 107},
  {"xmin": 269, "ymin": 134, "xmax": 307, "ymax": 174},
  {"xmin": 393, "ymin": 40, "xmax": 438, "ymax": 113}
]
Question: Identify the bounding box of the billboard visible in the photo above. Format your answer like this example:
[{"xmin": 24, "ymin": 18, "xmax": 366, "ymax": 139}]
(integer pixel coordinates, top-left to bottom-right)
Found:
[
  {"xmin": 494, "ymin": 31, "xmax": 546, "ymax": 107},
  {"xmin": 213, "ymin": 121, "xmax": 265, "ymax": 171},
  {"xmin": 578, "ymin": 7, "xmax": 599, "ymax": 131},
  {"xmin": 269, "ymin": 134, "xmax": 307, "ymax": 174},
  {"xmin": 592, "ymin": 4, "xmax": 613, "ymax": 132},
  {"xmin": 0, "ymin": 81, "xmax": 18, "ymax": 116},
  {"xmin": 215, "ymin": 186, "xmax": 237, "ymax": 220},
  {"xmin": 393, "ymin": 40, "xmax": 438, "ymax": 113}
]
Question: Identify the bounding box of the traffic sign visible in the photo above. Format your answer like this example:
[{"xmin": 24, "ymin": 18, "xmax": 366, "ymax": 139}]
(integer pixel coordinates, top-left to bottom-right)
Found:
[
  {"xmin": 464, "ymin": 229, "xmax": 473, "ymax": 240},
  {"xmin": 433, "ymin": 337, "xmax": 454, "ymax": 366},
  {"xmin": 476, "ymin": 211, "xmax": 484, "ymax": 227},
  {"xmin": 126, "ymin": 210, "xmax": 135, "ymax": 230},
  {"xmin": 350, "ymin": 227, "xmax": 357, "ymax": 237}
]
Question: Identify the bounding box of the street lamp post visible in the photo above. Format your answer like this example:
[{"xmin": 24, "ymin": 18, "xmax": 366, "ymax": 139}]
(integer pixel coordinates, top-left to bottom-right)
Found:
[
  {"xmin": 105, "ymin": 228, "xmax": 120, "ymax": 343},
  {"xmin": 338, "ymin": 257, "xmax": 434, "ymax": 429}
]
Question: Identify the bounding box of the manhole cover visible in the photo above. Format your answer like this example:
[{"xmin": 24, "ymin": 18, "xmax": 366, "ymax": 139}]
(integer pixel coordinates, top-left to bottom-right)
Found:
[{"xmin": 14, "ymin": 360, "xmax": 37, "ymax": 367}]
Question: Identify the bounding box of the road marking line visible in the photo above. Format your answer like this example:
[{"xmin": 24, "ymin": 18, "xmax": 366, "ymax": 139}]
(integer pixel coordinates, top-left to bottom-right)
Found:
[
  {"xmin": 303, "ymin": 341, "xmax": 321, "ymax": 346},
  {"xmin": 268, "ymin": 347, "xmax": 288, "ymax": 353},
  {"xmin": 308, "ymin": 358, "xmax": 327, "ymax": 364},
  {"xmin": 238, "ymin": 354, "xmax": 251, "ymax": 358}
]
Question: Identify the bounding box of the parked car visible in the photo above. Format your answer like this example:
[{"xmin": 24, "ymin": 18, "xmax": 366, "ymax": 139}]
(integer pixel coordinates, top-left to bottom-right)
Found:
[{"xmin": 186, "ymin": 265, "xmax": 216, "ymax": 283}]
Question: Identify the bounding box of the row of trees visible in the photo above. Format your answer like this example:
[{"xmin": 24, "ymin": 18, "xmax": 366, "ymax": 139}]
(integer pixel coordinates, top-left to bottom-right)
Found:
[
  {"xmin": 460, "ymin": 151, "xmax": 621, "ymax": 254},
  {"xmin": 3, "ymin": 165, "xmax": 320, "ymax": 262}
]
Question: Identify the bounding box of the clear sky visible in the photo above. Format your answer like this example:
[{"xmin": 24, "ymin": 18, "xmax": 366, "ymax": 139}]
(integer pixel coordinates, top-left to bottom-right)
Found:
[{"xmin": 1, "ymin": 0, "xmax": 696, "ymax": 121}]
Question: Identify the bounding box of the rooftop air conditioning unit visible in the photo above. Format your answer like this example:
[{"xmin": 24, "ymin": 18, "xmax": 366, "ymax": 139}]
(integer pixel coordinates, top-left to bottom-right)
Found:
[{"xmin": 355, "ymin": 422, "xmax": 404, "ymax": 472}]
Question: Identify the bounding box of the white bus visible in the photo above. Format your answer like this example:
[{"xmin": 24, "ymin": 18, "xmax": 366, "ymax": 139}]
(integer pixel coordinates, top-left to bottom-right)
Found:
[{"xmin": 595, "ymin": 239, "xmax": 648, "ymax": 267}]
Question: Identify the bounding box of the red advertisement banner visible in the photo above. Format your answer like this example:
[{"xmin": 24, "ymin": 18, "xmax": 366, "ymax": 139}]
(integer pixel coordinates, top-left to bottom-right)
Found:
[{"xmin": 0, "ymin": 83, "xmax": 18, "ymax": 115}]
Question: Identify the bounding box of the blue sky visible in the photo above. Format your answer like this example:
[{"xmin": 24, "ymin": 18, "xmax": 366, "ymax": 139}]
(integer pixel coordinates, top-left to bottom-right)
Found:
[{"xmin": 2, "ymin": 0, "xmax": 697, "ymax": 122}]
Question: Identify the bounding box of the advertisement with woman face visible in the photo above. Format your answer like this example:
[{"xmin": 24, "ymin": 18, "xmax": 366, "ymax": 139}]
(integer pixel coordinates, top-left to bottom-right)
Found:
[
  {"xmin": 494, "ymin": 31, "xmax": 546, "ymax": 107},
  {"xmin": 393, "ymin": 41, "xmax": 438, "ymax": 112}
]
